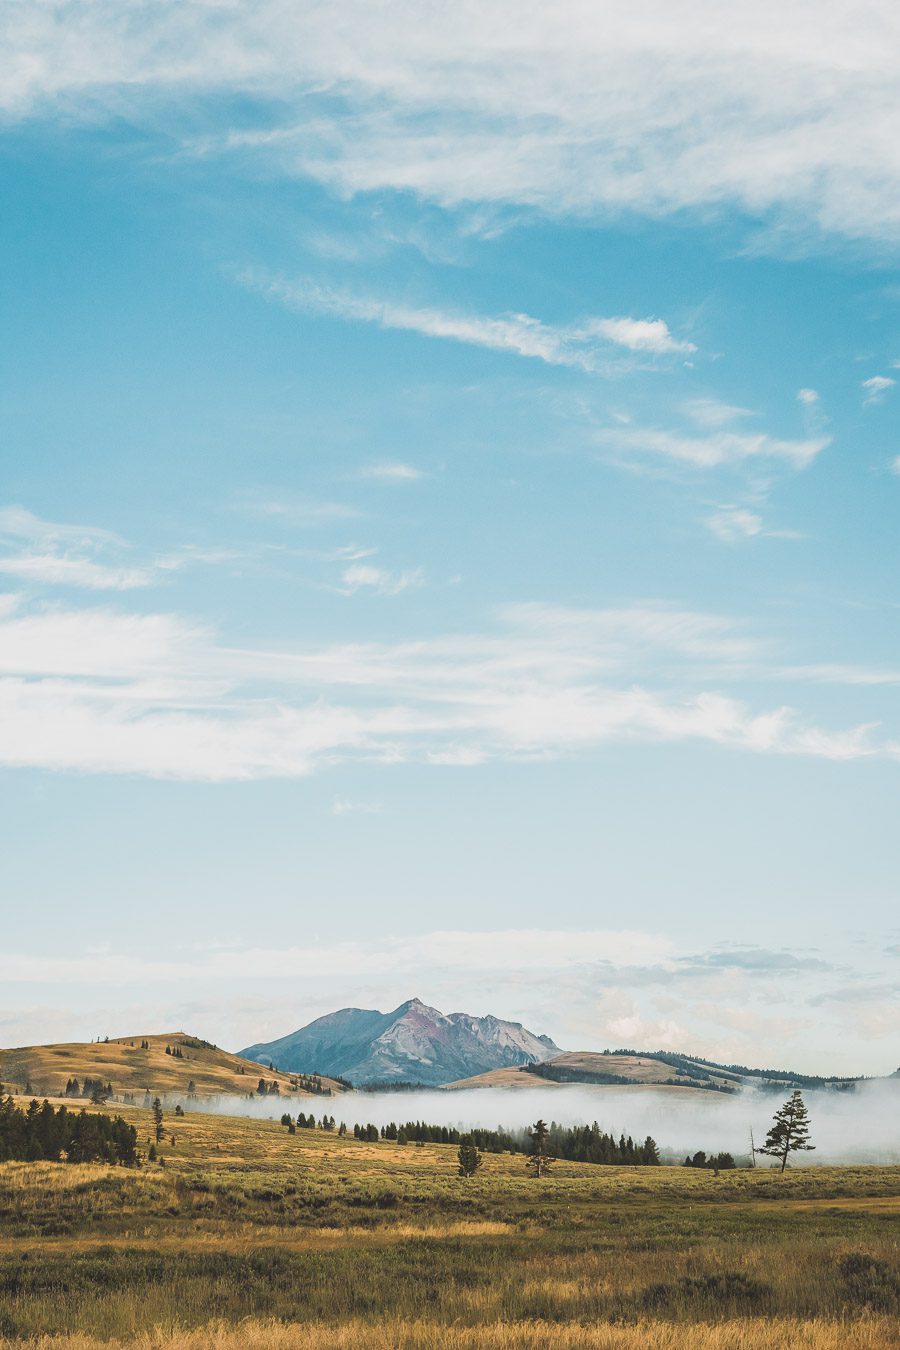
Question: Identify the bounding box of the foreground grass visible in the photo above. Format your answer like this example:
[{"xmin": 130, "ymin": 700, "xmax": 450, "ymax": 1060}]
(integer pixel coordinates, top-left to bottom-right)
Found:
[
  {"xmin": 0, "ymin": 1103, "xmax": 897, "ymax": 1343},
  {"xmin": 3, "ymin": 1316, "xmax": 898, "ymax": 1348}
]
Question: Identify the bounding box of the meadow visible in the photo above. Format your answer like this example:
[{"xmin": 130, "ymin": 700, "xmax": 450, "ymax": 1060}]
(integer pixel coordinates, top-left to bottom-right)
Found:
[{"xmin": 0, "ymin": 1102, "xmax": 897, "ymax": 1347}]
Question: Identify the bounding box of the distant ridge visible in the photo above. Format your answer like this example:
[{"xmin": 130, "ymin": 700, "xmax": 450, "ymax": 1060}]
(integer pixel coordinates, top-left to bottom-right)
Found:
[{"xmin": 240, "ymin": 998, "xmax": 561, "ymax": 1087}]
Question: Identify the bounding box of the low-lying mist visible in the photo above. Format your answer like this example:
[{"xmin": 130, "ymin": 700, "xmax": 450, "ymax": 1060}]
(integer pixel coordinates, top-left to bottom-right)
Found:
[{"xmin": 174, "ymin": 1081, "xmax": 900, "ymax": 1164}]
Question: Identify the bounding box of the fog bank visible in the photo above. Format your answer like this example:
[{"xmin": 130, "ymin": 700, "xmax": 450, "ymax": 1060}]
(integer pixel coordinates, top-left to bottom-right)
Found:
[{"xmin": 174, "ymin": 1081, "xmax": 900, "ymax": 1164}]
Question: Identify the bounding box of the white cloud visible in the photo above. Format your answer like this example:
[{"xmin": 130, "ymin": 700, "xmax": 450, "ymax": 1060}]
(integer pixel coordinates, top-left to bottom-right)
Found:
[
  {"xmin": 705, "ymin": 507, "xmax": 764, "ymax": 543},
  {"xmin": 0, "ymin": 928, "xmax": 672, "ymax": 984},
  {"xmin": 0, "ymin": 506, "xmax": 123, "ymax": 551},
  {"xmin": 360, "ymin": 462, "xmax": 424, "ymax": 481},
  {"xmin": 331, "ymin": 795, "xmax": 383, "ymax": 816},
  {"xmin": 597, "ymin": 425, "xmax": 828, "ymax": 469},
  {"xmin": 0, "ymin": 593, "xmax": 883, "ymax": 780},
  {"xmin": 890, "ymin": 456, "xmax": 900, "ymax": 476},
  {"xmin": 578, "ymin": 317, "xmax": 695, "ymax": 355},
  {"xmin": 0, "ymin": 506, "xmax": 239, "ymax": 591},
  {"xmin": 5, "ymin": 4, "xmax": 900, "ymax": 246},
  {"xmin": 237, "ymin": 493, "xmax": 362, "ymax": 523},
  {"xmin": 682, "ymin": 398, "xmax": 752, "ymax": 429},
  {"xmin": 797, "ymin": 388, "xmax": 820, "ymax": 405},
  {"xmin": 862, "ymin": 375, "xmax": 896, "ymax": 406},
  {"xmin": 340, "ymin": 563, "xmax": 424, "ymax": 596},
  {"xmin": 0, "ymin": 553, "xmax": 154, "ymax": 590},
  {"xmin": 705, "ymin": 505, "xmax": 802, "ymax": 545},
  {"xmin": 0, "ymin": 506, "xmax": 155, "ymax": 591},
  {"xmin": 242, "ymin": 272, "xmax": 694, "ymax": 372}
]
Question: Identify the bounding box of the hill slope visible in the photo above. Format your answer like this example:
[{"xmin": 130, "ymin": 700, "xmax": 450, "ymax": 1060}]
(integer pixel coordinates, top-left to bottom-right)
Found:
[
  {"xmin": 0, "ymin": 1032, "xmax": 347, "ymax": 1103},
  {"xmin": 446, "ymin": 1049, "xmax": 869, "ymax": 1093},
  {"xmin": 444, "ymin": 1051, "xmax": 740, "ymax": 1092},
  {"xmin": 240, "ymin": 998, "xmax": 561, "ymax": 1086}
]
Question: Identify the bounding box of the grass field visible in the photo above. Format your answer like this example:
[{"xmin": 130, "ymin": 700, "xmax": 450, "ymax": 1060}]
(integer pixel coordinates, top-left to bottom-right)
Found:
[{"xmin": 0, "ymin": 1102, "xmax": 897, "ymax": 1347}]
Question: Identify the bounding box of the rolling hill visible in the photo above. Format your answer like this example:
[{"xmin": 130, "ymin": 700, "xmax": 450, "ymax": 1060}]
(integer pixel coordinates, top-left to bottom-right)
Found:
[
  {"xmin": 445, "ymin": 1049, "xmax": 868, "ymax": 1093},
  {"xmin": 240, "ymin": 997, "xmax": 561, "ymax": 1087},
  {"xmin": 0, "ymin": 1032, "xmax": 348, "ymax": 1104}
]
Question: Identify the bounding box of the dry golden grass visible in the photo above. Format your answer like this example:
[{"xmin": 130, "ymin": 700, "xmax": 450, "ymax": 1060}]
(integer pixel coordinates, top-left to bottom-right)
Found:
[
  {"xmin": 4, "ymin": 1316, "xmax": 898, "ymax": 1349},
  {"xmin": 1, "ymin": 1105, "xmax": 898, "ymax": 1342},
  {"xmin": 1, "ymin": 1033, "xmax": 346, "ymax": 1102}
]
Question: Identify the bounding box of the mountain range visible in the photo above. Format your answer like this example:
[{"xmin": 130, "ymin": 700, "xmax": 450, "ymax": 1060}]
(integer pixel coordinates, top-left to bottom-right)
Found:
[{"xmin": 240, "ymin": 998, "xmax": 561, "ymax": 1087}]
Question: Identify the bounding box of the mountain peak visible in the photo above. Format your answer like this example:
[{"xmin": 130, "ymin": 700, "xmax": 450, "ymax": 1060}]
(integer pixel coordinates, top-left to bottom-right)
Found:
[{"xmin": 240, "ymin": 999, "xmax": 561, "ymax": 1086}]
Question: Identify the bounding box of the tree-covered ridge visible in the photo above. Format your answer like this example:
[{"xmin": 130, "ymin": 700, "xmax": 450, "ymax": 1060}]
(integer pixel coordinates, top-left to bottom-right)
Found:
[
  {"xmin": 523, "ymin": 1062, "xmax": 635, "ymax": 1086},
  {"xmin": 280, "ymin": 1113, "xmax": 660, "ymax": 1165},
  {"xmin": 607, "ymin": 1050, "xmax": 861, "ymax": 1090},
  {"xmin": 0, "ymin": 1097, "xmax": 138, "ymax": 1165}
]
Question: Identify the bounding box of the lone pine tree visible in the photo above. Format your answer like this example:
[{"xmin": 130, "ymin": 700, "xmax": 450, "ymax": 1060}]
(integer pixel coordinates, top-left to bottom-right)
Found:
[
  {"xmin": 526, "ymin": 1118, "xmax": 554, "ymax": 1178},
  {"xmin": 757, "ymin": 1089, "xmax": 815, "ymax": 1173},
  {"xmin": 457, "ymin": 1134, "xmax": 483, "ymax": 1177}
]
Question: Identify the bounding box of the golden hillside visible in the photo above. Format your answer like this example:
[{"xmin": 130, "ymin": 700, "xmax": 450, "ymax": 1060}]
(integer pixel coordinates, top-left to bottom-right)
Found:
[
  {"xmin": 444, "ymin": 1051, "xmax": 739, "ymax": 1092},
  {"xmin": 0, "ymin": 1032, "xmax": 348, "ymax": 1104}
]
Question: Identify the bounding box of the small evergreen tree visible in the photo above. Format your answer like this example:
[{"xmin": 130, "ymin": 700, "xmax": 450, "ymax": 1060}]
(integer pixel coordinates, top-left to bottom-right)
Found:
[
  {"xmin": 151, "ymin": 1097, "xmax": 164, "ymax": 1144},
  {"xmin": 526, "ymin": 1119, "xmax": 554, "ymax": 1178},
  {"xmin": 457, "ymin": 1134, "xmax": 483, "ymax": 1177},
  {"xmin": 757, "ymin": 1090, "xmax": 815, "ymax": 1173}
]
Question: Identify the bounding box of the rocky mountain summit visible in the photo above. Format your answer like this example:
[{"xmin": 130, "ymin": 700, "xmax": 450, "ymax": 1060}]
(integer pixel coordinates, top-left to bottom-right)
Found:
[{"xmin": 240, "ymin": 998, "xmax": 561, "ymax": 1087}]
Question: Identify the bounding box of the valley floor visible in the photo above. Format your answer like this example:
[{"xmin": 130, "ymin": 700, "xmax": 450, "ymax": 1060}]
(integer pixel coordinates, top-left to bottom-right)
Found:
[{"xmin": 0, "ymin": 1104, "xmax": 898, "ymax": 1347}]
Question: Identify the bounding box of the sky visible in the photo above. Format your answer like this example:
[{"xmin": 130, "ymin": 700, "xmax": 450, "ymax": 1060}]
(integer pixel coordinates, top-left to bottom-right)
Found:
[{"xmin": 0, "ymin": 1, "xmax": 898, "ymax": 1075}]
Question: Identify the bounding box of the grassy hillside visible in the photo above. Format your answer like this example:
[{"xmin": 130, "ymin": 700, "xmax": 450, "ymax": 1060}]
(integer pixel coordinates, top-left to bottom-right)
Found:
[
  {"xmin": 0, "ymin": 1102, "xmax": 897, "ymax": 1345},
  {"xmin": 445, "ymin": 1050, "xmax": 739, "ymax": 1092},
  {"xmin": 0, "ymin": 1032, "xmax": 347, "ymax": 1103}
]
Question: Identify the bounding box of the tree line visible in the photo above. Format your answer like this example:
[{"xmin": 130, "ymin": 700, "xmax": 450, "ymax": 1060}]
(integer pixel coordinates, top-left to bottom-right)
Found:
[
  {"xmin": 0, "ymin": 1097, "xmax": 138, "ymax": 1165},
  {"xmin": 278, "ymin": 1111, "xmax": 660, "ymax": 1166}
]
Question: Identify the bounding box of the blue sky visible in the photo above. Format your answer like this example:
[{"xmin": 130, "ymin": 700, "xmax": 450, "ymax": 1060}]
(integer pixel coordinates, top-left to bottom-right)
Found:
[{"xmin": 1, "ymin": 2, "xmax": 898, "ymax": 1072}]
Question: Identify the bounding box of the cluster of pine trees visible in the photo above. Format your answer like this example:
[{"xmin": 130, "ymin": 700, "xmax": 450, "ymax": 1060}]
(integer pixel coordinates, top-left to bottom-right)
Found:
[
  {"xmin": 164, "ymin": 1045, "xmax": 185, "ymax": 1059},
  {"xmin": 288, "ymin": 1112, "xmax": 337, "ymax": 1130},
  {"xmin": 683, "ymin": 1150, "xmax": 736, "ymax": 1170},
  {"xmin": 0, "ymin": 1098, "xmax": 137, "ymax": 1165},
  {"xmin": 545, "ymin": 1122, "xmax": 660, "ymax": 1165},
  {"xmin": 294, "ymin": 1074, "xmax": 333, "ymax": 1096},
  {"xmin": 63, "ymin": 1077, "xmax": 112, "ymax": 1102}
]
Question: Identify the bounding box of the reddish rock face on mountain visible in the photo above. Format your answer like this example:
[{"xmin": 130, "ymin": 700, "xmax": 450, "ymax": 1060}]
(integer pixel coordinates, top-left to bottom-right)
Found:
[{"xmin": 240, "ymin": 998, "xmax": 561, "ymax": 1087}]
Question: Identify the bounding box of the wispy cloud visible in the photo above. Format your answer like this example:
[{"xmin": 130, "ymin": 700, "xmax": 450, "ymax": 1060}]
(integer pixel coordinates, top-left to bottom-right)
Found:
[
  {"xmin": 705, "ymin": 504, "xmax": 802, "ymax": 545},
  {"xmin": 0, "ymin": 592, "xmax": 884, "ymax": 780},
  {"xmin": 682, "ymin": 398, "xmax": 753, "ymax": 430},
  {"xmin": 862, "ymin": 375, "xmax": 895, "ymax": 406},
  {"xmin": 597, "ymin": 425, "xmax": 828, "ymax": 470},
  {"xmin": 339, "ymin": 562, "xmax": 424, "ymax": 596},
  {"xmin": 0, "ymin": 928, "xmax": 673, "ymax": 984},
  {"xmin": 6, "ymin": 4, "xmax": 900, "ymax": 248},
  {"xmin": 0, "ymin": 507, "xmax": 155, "ymax": 591},
  {"xmin": 331, "ymin": 796, "xmax": 383, "ymax": 816},
  {"xmin": 360, "ymin": 462, "xmax": 424, "ymax": 481},
  {"xmin": 241, "ymin": 272, "xmax": 695, "ymax": 371},
  {"xmin": 705, "ymin": 507, "xmax": 764, "ymax": 543},
  {"xmin": 0, "ymin": 553, "xmax": 155, "ymax": 591},
  {"xmin": 235, "ymin": 492, "xmax": 362, "ymax": 524}
]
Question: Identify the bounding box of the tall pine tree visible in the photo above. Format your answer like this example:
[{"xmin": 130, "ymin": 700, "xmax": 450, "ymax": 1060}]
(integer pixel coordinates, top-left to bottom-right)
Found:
[{"xmin": 757, "ymin": 1090, "xmax": 815, "ymax": 1173}]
